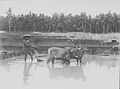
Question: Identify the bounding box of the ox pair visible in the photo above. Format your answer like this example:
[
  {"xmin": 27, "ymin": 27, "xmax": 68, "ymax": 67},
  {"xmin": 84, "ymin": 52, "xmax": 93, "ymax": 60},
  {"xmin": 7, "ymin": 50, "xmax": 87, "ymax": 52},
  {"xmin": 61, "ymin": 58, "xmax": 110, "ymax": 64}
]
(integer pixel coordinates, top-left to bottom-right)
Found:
[{"xmin": 47, "ymin": 46, "xmax": 88, "ymax": 66}]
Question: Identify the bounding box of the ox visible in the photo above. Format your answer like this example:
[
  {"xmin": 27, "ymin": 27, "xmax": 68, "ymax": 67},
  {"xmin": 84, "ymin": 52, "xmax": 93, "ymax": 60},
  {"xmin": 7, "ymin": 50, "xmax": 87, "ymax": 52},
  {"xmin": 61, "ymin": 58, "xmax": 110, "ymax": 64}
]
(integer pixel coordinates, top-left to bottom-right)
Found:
[
  {"xmin": 47, "ymin": 47, "xmax": 74, "ymax": 65},
  {"xmin": 67, "ymin": 46, "xmax": 88, "ymax": 66}
]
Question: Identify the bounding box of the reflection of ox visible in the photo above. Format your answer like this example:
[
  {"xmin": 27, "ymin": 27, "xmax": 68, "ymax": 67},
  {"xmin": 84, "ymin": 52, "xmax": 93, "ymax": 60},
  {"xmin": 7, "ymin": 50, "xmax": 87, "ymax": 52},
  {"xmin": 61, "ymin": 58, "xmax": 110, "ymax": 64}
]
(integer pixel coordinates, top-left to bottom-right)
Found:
[
  {"xmin": 47, "ymin": 64, "xmax": 86, "ymax": 80},
  {"xmin": 47, "ymin": 47, "xmax": 73, "ymax": 65}
]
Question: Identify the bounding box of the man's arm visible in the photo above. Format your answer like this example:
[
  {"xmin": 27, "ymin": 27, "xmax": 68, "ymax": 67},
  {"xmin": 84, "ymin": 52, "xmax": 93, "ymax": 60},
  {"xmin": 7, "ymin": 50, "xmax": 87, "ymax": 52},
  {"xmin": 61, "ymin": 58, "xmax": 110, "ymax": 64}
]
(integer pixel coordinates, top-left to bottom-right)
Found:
[{"xmin": 23, "ymin": 40, "xmax": 32, "ymax": 47}]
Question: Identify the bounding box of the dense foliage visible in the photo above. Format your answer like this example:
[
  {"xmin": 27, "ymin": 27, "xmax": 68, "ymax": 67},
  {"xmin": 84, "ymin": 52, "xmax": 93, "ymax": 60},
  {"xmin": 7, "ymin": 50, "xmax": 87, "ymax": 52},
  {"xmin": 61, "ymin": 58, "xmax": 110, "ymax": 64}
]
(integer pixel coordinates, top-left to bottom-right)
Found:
[{"xmin": 0, "ymin": 8, "xmax": 120, "ymax": 33}]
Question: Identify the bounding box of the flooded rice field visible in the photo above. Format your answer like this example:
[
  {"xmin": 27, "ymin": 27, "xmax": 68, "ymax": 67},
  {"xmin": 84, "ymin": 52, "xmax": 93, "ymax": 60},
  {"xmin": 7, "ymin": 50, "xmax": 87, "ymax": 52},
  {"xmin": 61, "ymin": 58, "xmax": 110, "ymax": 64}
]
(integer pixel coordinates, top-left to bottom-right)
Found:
[{"xmin": 0, "ymin": 54, "xmax": 119, "ymax": 89}]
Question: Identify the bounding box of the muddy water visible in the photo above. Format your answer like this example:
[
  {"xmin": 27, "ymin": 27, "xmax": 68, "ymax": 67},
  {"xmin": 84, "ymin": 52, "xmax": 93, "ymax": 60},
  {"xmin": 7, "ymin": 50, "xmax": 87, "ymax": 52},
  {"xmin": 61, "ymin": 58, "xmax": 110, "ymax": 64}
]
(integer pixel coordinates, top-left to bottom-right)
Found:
[{"xmin": 0, "ymin": 54, "xmax": 119, "ymax": 89}]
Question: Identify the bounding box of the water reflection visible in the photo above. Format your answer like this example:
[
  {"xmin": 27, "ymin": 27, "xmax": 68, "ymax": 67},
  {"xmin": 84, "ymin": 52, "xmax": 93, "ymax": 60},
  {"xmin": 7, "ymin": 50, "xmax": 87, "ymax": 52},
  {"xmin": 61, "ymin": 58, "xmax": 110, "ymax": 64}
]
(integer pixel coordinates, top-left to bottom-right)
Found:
[
  {"xmin": 0, "ymin": 55, "xmax": 118, "ymax": 89},
  {"xmin": 23, "ymin": 62, "xmax": 33, "ymax": 85},
  {"xmin": 0, "ymin": 61, "xmax": 11, "ymax": 71},
  {"xmin": 47, "ymin": 64, "xmax": 86, "ymax": 81},
  {"xmin": 82, "ymin": 54, "xmax": 118, "ymax": 68}
]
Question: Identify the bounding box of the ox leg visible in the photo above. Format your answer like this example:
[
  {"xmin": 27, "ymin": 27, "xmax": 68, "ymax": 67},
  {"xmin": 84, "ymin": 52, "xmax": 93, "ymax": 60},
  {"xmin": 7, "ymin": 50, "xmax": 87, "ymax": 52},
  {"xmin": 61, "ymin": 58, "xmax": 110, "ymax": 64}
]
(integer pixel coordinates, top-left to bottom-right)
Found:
[
  {"xmin": 79, "ymin": 57, "xmax": 82, "ymax": 65},
  {"xmin": 51, "ymin": 58, "xmax": 55, "ymax": 64},
  {"xmin": 66, "ymin": 59, "xmax": 70, "ymax": 65},
  {"xmin": 62, "ymin": 59, "xmax": 65, "ymax": 64},
  {"xmin": 76, "ymin": 58, "xmax": 79, "ymax": 66},
  {"xmin": 47, "ymin": 56, "xmax": 52, "ymax": 64},
  {"xmin": 62, "ymin": 58, "xmax": 70, "ymax": 65},
  {"xmin": 47, "ymin": 60, "xmax": 50, "ymax": 64},
  {"xmin": 24, "ymin": 54, "xmax": 27, "ymax": 62},
  {"xmin": 62, "ymin": 58, "xmax": 66, "ymax": 64}
]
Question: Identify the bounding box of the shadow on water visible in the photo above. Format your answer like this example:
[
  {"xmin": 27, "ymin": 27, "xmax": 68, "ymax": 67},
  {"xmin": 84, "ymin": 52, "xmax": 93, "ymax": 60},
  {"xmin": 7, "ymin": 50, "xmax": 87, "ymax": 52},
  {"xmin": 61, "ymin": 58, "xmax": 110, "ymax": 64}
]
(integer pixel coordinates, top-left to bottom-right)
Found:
[
  {"xmin": 23, "ymin": 62, "xmax": 33, "ymax": 85},
  {"xmin": 47, "ymin": 64, "xmax": 86, "ymax": 81}
]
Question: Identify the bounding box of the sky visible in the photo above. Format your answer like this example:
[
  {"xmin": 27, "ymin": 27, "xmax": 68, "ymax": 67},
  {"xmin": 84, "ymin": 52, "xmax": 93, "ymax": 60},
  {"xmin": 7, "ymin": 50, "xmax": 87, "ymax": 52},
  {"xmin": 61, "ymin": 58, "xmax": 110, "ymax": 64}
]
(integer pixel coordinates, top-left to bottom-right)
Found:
[{"xmin": 0, "ymin": 0, "xmax": 120, "ymax": 16}]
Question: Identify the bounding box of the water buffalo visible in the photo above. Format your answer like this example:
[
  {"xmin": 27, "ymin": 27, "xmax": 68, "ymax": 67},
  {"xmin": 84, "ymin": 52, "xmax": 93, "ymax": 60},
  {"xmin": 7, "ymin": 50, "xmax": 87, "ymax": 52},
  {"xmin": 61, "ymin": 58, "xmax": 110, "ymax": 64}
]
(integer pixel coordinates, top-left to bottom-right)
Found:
[
  {"xmin": 47, "ymin": 47, "xmax": 73, "ymax": 65},
  {"xmin": 68, "ymin": 46, "xmax": 88, "ymax": 66}
]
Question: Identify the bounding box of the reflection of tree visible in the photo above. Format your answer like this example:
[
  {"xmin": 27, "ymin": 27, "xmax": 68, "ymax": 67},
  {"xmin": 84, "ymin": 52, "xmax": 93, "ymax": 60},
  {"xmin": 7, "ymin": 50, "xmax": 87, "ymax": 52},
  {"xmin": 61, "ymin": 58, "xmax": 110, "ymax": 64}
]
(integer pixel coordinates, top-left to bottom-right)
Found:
[
  {"xmin": 47, "ymin": 64, "xmax": 86, "ymax": 81},
  {"xmin": 23, "ymin": 62, "xmax": 33, "ymax": 85}
]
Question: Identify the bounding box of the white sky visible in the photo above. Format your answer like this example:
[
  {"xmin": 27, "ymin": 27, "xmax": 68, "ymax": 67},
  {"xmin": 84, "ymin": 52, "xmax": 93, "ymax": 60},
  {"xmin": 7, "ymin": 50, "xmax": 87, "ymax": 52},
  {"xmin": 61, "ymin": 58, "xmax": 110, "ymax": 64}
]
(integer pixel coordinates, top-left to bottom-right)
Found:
[{"xmin": 0, "ymin": 0, "xmax": 120, "ymax": 16}]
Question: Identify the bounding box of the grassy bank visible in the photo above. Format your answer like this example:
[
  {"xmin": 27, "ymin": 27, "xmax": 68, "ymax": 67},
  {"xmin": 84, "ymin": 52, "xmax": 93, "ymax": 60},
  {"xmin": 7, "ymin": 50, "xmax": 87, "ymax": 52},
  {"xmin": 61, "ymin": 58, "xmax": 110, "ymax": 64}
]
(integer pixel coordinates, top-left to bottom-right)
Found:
[{"xmin": 0, "ymin": 32, "xmax": 120, "ymax": 40}]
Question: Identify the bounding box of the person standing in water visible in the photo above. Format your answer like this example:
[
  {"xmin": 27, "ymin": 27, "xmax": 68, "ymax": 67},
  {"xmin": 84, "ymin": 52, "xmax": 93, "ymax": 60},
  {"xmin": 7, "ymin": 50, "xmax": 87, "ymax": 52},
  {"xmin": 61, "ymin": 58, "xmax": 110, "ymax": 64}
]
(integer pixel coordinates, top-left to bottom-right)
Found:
[
  {"xmin": 22, "ymin": 34, "xmax": 44, "ymax": 62},
  {"xmin": 22, "ymin": 34, "xmax": 33, "ymax": 62}
]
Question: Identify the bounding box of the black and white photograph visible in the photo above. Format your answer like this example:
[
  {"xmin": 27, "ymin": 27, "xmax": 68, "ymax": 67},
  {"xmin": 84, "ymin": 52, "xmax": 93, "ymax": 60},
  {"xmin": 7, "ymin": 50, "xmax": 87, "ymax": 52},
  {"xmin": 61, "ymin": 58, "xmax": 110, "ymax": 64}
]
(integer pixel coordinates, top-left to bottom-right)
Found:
[{"xmin": 0, "ymin": 0, "xmax": 119, "ymax": 89}]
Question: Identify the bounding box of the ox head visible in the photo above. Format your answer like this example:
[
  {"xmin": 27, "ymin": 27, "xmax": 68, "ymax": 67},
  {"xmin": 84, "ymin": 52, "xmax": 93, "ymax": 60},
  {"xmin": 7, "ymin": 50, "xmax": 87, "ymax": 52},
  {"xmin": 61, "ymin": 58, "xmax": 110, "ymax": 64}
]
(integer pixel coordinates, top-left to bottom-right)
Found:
[
  {"xmin": 68, "ymin": 49, "xmax": 75, "ymax": 56},
  {"xmin": 69, "ymin": 49, "xmax": 74, "ymax": 52}
]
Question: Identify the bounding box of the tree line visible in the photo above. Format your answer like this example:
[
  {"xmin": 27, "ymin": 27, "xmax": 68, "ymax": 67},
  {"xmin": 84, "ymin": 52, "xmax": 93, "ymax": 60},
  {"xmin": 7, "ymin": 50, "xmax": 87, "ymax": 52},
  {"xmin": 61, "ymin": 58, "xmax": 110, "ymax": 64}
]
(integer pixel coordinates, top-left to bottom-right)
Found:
[{"xmin": 0, "ymin": 8, "xmax": 120, "ymax": 33}]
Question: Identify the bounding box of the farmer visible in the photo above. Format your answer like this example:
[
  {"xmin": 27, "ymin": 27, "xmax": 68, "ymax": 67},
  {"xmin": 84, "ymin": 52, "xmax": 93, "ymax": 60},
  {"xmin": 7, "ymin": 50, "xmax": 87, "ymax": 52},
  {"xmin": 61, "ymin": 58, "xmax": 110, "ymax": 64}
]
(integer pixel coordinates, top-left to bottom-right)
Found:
[
  {"xmin": 22, "ymin": 34, "xmax": 43, "ymax": 62},
  {"xmin": 22, "ymin": 34, "xmax": 34, "ymax": 62},
  {"xmin": 111, "ymin": 40, "xmax": 119, "ymax": 54}
]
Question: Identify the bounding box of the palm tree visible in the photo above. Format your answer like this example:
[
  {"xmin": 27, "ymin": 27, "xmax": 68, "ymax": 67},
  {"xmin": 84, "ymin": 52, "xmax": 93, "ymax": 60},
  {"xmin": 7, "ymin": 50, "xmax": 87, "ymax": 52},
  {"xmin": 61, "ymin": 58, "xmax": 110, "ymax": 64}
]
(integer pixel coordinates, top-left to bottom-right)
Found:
[{"xmin": 6, "ymin": 8, "xmax": 13, "ymax": 32}]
